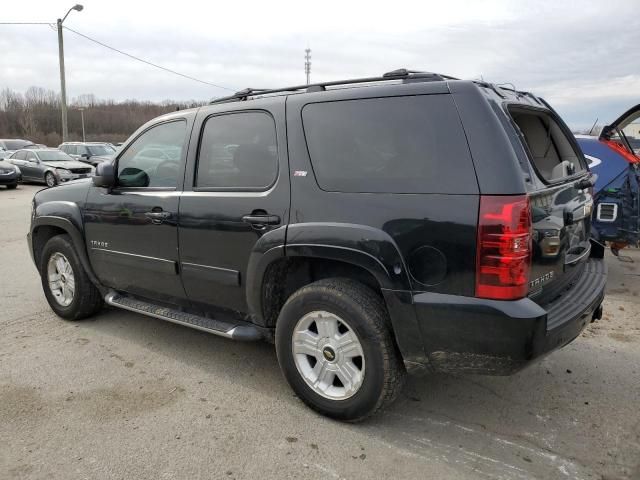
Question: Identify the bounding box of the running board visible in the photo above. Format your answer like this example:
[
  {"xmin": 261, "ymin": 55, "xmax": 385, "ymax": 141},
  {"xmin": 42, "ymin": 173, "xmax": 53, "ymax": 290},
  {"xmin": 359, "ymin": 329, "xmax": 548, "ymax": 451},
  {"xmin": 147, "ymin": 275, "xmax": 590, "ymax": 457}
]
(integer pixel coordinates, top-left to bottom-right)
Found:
[{"xmin": 104, "ymin": 291, "xmax": 263, "ymax": 341}]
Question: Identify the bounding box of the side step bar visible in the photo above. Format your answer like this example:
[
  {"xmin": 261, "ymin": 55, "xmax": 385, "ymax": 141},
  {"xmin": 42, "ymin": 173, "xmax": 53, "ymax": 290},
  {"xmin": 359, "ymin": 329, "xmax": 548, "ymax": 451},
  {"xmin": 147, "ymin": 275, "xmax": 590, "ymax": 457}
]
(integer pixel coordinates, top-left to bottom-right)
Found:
[{"xmin": 104, "ymin": 291, "xmax": 263, "ymax": 341}]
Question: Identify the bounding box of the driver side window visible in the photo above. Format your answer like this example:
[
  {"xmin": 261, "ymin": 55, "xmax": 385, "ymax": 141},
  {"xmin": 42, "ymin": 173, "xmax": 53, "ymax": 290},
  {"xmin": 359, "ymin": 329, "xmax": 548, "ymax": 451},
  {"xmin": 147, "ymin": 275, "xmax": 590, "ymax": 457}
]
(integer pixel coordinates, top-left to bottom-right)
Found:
[{"xmin": 117, "ymin": 120, "xmax": 186, "ymax": 188}]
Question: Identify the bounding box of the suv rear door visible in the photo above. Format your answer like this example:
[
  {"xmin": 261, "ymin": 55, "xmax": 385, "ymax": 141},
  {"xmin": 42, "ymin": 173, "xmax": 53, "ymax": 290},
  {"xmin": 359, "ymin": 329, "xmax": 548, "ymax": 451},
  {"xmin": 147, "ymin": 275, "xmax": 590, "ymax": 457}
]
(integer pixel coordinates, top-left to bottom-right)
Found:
[
  {"xmin": 178, "ymin": 97, "xmax": 289, "ymax": 316},
  {"xmin": 506, "ymin": 105, "xmax": 594, "ymax": 307}
]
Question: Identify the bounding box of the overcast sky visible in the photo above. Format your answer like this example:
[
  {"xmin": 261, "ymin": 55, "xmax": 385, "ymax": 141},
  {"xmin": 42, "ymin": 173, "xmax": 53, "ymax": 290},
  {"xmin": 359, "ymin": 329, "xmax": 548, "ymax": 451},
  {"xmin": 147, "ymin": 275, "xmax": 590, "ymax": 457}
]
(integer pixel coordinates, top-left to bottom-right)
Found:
[{"xmin": 2, "ymin": 0, "xmax": 639, "ymax": 129}]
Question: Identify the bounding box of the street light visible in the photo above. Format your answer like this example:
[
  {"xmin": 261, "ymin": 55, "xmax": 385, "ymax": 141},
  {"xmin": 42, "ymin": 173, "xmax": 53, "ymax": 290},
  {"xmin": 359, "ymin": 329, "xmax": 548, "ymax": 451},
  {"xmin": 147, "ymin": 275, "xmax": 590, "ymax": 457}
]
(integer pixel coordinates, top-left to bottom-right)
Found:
[
  {"xmin": 78, "ymin": 108, "xmax": 86, "ymax": 142},
  {"xmin": 57, "ymin": 4, "xmax": 83, "ymax": 143}
]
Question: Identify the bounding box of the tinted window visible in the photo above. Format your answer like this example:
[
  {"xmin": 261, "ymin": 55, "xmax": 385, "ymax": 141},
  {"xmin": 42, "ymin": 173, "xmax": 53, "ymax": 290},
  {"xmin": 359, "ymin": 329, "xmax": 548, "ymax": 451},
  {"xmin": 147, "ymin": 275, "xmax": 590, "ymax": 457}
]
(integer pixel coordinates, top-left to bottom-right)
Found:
[
  {"xmin": 66, "ymin": 145, "xmax": 76, "ymax": 155},
  {"xmin": 4, "ymin": 140, "xmax": 32, "ymax": 150},
  {"xmin": 302, "ymin": 95, "xmax": 476, "ymax": 193},
  {"xmin": 117, "ymin": 120, "xmax": 186, "ymax": 188},
  {"xmin": 88, "ymin": 145, "xmax": 115, "ymax": 156},
  {"xmin": 196, "ymin": 112, "xmax": 277, "ymax": 189},
  {"xmin": 25, "ymin": 151, "xmax": 37, "ymax": 162},
  {"xmin": 12, "ymin": 151, "xmax": 26, "ymax": 160}
]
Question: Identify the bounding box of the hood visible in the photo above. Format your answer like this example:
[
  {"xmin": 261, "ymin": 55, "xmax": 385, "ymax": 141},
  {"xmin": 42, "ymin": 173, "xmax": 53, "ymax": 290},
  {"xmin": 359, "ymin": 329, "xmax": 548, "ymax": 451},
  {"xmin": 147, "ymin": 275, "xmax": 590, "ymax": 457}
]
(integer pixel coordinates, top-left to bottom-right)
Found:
[
  {"xmin": 42, "ymin": 160, "xmax": 92, "ymax": 169},
  {"xmin": 605, "ymin": 103, "xmax": 640, "ymax": 133}
]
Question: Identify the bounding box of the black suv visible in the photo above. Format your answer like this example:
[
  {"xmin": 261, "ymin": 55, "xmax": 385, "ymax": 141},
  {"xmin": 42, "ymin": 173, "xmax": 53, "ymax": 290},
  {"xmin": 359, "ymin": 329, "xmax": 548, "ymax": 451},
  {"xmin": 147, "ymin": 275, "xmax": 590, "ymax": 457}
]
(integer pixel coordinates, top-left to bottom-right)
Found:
[{"xmin": 29, "ymin": 70, "xmax": 606, "ymax": 421}]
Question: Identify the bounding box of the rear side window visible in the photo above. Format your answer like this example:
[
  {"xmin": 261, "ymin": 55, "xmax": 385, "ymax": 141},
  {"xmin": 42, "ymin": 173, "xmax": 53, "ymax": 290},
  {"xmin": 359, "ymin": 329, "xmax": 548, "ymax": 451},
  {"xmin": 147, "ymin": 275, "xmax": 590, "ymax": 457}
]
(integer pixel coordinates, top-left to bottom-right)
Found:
[
  {"xmin": 302, "ymin": 95, "xmax": 477, "ymax": 194},
  {"xmin": 510, "ymin": 108, "xmax": 585, "ymax": 182},
  {"xmin": 196, "ymin": 111, "xmax": 278, "ymax": 190}
]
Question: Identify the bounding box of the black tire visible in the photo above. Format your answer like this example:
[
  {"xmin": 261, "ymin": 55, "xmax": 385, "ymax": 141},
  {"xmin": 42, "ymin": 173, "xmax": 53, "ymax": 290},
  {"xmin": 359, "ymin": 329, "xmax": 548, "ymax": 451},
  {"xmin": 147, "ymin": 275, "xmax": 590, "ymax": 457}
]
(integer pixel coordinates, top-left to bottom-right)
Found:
[
  {"xmin": 6, "ymin": 184, "xmax": 17, "ymax": 190},
  {"xmin": 275, "ymin": 278, "xmax": 405, "ymax": 422},
  {"xmin": 40, "ymin": 234, "xmax": 103, "ymax": 320},
  {"xmin": 45, "ymin": 171, "xmax": 57, "ymax": 187}
]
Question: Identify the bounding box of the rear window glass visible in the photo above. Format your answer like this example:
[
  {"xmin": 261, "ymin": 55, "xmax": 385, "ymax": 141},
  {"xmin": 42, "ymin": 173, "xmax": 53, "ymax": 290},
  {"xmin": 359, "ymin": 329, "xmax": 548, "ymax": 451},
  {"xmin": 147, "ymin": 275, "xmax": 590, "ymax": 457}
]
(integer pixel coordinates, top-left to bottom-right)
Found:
[
  {"xmin": 302, "ymin": 95, "xmax": 477, "ymax": 194},
  {"xmin": 510, "ymin": 109, "xmax": 585, "ymax": 182}
]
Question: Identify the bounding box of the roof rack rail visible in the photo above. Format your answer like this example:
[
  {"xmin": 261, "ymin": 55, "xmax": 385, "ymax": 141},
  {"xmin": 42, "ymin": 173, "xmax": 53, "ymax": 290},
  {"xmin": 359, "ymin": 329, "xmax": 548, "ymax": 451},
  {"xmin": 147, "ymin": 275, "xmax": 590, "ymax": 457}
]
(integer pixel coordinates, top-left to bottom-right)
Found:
[{"xmin": 209, "ymin": 68, "xmax": 458, "ymax": 105}]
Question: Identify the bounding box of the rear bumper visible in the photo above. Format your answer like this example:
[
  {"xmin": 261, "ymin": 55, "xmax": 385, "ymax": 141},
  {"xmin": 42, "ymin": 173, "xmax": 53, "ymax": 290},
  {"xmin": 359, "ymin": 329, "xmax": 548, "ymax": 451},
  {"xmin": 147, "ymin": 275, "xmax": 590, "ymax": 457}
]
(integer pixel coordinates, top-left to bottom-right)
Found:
[{"xmin": 406, "ymin": 258, "xmax": 607, "ymax": 375}]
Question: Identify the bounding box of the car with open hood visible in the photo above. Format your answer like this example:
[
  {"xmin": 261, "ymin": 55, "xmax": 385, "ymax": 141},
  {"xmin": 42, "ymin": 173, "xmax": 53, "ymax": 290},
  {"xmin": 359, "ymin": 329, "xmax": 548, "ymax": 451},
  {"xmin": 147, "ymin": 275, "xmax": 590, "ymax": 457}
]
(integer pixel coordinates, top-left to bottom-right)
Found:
[
  {"xmin": 7, "ymin": 148, "xmax": 94, "ymax": 187},
  {"xmin": 575, "ymin": 104, "xmax": 640, "ymax": 254}
]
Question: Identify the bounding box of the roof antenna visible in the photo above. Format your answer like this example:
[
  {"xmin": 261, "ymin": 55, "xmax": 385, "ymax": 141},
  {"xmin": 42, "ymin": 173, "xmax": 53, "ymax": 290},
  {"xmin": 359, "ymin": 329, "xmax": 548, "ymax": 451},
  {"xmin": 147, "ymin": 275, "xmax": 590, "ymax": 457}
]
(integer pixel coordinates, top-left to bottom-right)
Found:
[{"xmin": 588, "ymin": 118, "xmax": 599, "ymax": 136}]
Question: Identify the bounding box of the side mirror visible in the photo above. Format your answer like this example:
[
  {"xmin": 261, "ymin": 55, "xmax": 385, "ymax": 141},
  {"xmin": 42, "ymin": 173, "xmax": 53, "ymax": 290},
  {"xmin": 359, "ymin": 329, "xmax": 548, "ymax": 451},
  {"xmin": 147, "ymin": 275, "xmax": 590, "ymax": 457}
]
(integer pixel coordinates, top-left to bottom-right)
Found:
[
  {"xmin": 82, "ymin": 153, "xmax": 90, "ymax": 158},
  {"xmin": 93, "ymin": 162, "xmax": 116, "ymax": 188}
]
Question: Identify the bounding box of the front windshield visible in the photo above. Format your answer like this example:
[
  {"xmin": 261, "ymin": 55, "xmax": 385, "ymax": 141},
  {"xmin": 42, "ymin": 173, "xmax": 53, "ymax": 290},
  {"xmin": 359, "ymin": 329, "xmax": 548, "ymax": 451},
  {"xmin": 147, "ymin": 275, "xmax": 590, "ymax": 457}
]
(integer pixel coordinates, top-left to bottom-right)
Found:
[
  {"xmin": 88, "ymin": 145, "xmax": 115, "ymax": 156},
  {"xmin": 5, "ymin": 140, "xmax": 34, "ymax": 150},
  {"xmin": 38, "ymin": 151, "xmax": 73, "ymax": 162}
]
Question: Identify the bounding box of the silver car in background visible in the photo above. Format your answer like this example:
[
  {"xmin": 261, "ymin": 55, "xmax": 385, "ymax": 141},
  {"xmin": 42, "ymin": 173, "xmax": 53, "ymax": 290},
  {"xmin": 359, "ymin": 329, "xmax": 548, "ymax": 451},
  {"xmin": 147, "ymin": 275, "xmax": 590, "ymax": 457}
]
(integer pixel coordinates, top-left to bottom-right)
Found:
[{"xmin": 7, "ymin": 149, "xmax": 94, "ymax": 187}]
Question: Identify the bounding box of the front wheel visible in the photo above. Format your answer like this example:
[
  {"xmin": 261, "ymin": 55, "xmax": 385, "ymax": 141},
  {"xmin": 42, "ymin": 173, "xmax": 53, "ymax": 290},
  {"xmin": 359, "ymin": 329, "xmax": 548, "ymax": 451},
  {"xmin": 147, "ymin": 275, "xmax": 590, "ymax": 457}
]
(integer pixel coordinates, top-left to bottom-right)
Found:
[
  {"xmin": 40, "ymin": 234, "xmax": 103, "ymax": 320},
  {"xmin": 6, "ymin": 184, "xmax": 17, "ymax": 190},
  {"xmin": 45, "ymin": 171, "xmax": 57, "ymax": 187},
  {"xmin": 275, "ymin": 278, "xmax": 405, "ymax": 422}
]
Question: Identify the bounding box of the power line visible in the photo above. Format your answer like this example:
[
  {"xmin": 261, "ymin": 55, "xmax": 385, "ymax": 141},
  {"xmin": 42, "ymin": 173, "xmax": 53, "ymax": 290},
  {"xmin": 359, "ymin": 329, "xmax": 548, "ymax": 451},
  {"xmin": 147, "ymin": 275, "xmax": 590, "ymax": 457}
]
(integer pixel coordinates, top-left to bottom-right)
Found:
[
  {"xmin": 0, "ymin": 22, "xmax": 235, "ymax": 91},
  {"xmin": 62, "ymin": 26, "xmax": 235, "ymax": 91},
  {"xmin": 0, "ymin": 22, "xmax": 53, "ymax": 25}
]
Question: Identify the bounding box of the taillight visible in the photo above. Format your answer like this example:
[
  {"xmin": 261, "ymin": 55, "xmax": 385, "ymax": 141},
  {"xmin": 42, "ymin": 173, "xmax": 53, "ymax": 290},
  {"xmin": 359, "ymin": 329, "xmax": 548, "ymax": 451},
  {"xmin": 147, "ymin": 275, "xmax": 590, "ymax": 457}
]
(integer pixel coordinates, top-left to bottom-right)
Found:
[{"xmin": 475, "ymin": 195, "xmax": 532, "ymax": 300}]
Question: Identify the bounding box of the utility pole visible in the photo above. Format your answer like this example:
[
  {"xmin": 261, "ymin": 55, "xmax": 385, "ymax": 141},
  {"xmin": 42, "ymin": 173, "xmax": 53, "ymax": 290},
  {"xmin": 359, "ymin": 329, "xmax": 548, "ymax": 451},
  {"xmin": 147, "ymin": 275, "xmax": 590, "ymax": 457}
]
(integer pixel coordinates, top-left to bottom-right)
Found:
[
  {"xmin": 57, "ymin": 18, "xmax": 68, "ymax": 142},
  {"xmin": 304, "ymin": 48, "xmax": 311, "ymax": 85},
  {"xmin": 79, "ymin": 108, "xmax": 85, "ymax": 142},
  {"xmin": 57, "ymin": 4, "xmax": 84, "ymax": 143}
]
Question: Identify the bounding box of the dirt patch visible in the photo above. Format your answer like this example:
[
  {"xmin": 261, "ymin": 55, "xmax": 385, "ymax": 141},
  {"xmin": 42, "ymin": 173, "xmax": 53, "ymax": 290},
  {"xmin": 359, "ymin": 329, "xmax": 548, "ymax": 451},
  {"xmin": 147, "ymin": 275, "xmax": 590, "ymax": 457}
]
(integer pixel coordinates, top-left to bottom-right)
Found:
[
  {"xmin": 0, "ymin": 380, "xmax": 185, "ymax": 425},
  {"xmin": 608, "ymin": 333, "xmax": 636, "ymax": 343}
]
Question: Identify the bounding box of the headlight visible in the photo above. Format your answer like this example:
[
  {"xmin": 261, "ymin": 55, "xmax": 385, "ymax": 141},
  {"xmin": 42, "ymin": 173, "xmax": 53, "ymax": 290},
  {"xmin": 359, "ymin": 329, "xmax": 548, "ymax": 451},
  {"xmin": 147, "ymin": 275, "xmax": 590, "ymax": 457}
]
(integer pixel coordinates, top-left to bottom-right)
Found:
[
  {"xmin": 14, "ymin": 166, "xmax": 21, "ymax": 174},
  {"xmin": 56, "ymin": 168, "xmax": 72, "ymax": 176}
]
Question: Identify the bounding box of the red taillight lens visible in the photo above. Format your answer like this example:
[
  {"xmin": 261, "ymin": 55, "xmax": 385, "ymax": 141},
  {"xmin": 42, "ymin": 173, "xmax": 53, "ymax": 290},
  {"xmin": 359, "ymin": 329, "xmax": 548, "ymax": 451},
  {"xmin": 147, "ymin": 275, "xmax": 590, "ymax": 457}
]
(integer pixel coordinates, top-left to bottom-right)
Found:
[{"xmin": 475, "ymin": 195, "xmax": 532, "ymax": 300}]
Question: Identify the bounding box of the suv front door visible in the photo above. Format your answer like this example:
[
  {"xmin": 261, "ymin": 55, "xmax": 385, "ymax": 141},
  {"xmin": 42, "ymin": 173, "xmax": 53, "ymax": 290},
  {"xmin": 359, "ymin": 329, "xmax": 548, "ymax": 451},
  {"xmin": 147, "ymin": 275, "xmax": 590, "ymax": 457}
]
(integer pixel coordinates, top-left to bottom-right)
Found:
[
  {"xmin": 179, "ymin": 99, "xmax": 289, "ymax": 316},
  {"xmin": 84, "ymin": 115, "xmax": 193, "ymax": 304}
]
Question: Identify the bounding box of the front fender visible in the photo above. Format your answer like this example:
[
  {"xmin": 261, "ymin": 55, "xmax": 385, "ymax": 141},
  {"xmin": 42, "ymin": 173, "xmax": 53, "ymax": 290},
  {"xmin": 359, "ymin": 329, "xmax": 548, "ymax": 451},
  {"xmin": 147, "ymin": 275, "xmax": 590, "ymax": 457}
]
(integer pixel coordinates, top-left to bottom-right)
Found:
[{"xmin": 31, "ymin": 201, "xmax": 102, "ymax": 289}]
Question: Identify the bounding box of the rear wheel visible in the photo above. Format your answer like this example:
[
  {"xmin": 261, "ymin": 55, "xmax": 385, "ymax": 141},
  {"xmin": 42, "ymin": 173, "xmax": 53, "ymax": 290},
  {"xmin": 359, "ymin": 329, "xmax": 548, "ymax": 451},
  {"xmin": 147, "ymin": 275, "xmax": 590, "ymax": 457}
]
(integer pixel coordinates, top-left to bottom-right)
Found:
[
  {"xmin": 40, "ymin": 235, "xmax": 103, "ymax": 320},
  {"xmin": 275, "ymin": 278, "xmax": 405, "ymax": 421},
  {"xmin": 45, "ymin": 172, "xmax": 57, "ymax": 187},
  {"xmin": 6, "ymin": 184, "xmax": 17, "ymax": 190}
]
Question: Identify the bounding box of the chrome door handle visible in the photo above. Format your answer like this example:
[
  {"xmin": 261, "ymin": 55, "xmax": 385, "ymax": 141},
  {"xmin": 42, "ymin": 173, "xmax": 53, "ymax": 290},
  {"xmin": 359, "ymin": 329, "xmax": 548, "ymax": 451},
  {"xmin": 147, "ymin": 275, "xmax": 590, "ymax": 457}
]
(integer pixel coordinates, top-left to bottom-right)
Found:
[
  {"xmin": 241, "ymin": 214, "xmax": 280, "ymax": 230},
  {"xmin": 145, "ymin": 211, "xmax": 171, "ymax": 224}
]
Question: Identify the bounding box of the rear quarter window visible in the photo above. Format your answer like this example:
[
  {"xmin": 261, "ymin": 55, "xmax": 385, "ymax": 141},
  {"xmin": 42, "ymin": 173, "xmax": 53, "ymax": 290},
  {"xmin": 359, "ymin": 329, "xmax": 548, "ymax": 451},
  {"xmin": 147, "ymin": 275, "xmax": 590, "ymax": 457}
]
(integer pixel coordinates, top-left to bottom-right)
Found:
[{"xmin": 301, "ymin": 95, "xmax": 477, "ymax": 194}]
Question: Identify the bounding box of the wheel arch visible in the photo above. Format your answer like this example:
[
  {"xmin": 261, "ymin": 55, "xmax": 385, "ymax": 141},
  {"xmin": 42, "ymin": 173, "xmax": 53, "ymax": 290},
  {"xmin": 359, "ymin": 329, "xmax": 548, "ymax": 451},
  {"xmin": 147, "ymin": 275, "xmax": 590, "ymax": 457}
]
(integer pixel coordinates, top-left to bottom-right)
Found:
[
  {"xmin": 246, "ymin": 223, "xmax": 413, "ymax": 328},
  {"xmin": 31, "ymin": 203, "xmax": 102, "ymax": 289}
]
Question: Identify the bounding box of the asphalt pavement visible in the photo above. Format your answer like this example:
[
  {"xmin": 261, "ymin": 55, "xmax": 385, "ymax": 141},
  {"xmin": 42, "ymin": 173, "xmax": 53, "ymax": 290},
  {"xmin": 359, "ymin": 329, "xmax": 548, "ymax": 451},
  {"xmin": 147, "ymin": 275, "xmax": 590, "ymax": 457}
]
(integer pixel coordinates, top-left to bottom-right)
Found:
[{"xmin": 1, "ymin": 184, "xmax": 639, "ymax": 480}]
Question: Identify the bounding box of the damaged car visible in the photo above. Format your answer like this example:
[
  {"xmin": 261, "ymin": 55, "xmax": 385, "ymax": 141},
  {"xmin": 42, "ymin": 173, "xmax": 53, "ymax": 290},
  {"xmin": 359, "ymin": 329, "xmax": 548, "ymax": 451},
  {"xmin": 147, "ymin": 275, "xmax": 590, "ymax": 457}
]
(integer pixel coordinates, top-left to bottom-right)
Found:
[{"xmin": 576, "ymin": 105, "xmax": 640, "ymax": 255}]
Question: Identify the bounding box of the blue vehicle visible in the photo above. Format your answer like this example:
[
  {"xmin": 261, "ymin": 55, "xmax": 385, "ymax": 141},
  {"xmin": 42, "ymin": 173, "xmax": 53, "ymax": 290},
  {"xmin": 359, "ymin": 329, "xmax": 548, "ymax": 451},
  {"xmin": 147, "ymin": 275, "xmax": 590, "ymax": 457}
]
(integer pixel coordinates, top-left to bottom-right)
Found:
[{"xmin": 576, "ymin": 105, "xmax": 640, "ymax": 254}]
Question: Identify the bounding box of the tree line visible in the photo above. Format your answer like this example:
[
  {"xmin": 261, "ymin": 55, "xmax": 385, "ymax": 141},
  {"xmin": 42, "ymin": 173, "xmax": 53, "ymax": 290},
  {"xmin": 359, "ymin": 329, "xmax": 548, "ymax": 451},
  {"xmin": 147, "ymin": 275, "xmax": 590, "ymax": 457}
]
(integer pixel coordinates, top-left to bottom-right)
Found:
[{"xmin": 0, "ymin": 87, "xmax": 204, "ymax": 146}]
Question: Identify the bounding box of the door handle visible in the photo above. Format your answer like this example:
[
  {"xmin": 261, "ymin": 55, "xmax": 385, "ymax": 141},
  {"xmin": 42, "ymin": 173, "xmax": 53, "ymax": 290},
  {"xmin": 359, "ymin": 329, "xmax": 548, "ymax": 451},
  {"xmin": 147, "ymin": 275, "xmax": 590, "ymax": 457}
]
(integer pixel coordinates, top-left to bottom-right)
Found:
[
  {"xmin": 241, "ymin": 214, "xmax": 280, "ymax": 230},
  {"xmin": 145, "ymin": 210, "xmax": 171, "ymax": 224}
]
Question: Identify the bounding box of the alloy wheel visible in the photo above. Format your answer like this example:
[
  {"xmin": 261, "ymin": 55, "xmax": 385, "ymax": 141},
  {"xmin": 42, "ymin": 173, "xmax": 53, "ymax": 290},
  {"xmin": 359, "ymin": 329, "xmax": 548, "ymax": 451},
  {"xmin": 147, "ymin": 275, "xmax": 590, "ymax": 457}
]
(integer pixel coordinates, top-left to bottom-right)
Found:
[
  {"xmin": 292, "ymin": 311, "xmax": 365, "ymax": 400},
  {"xmin": 47, "ymin": 252, "xmax": 75, "ymax": 307}
]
